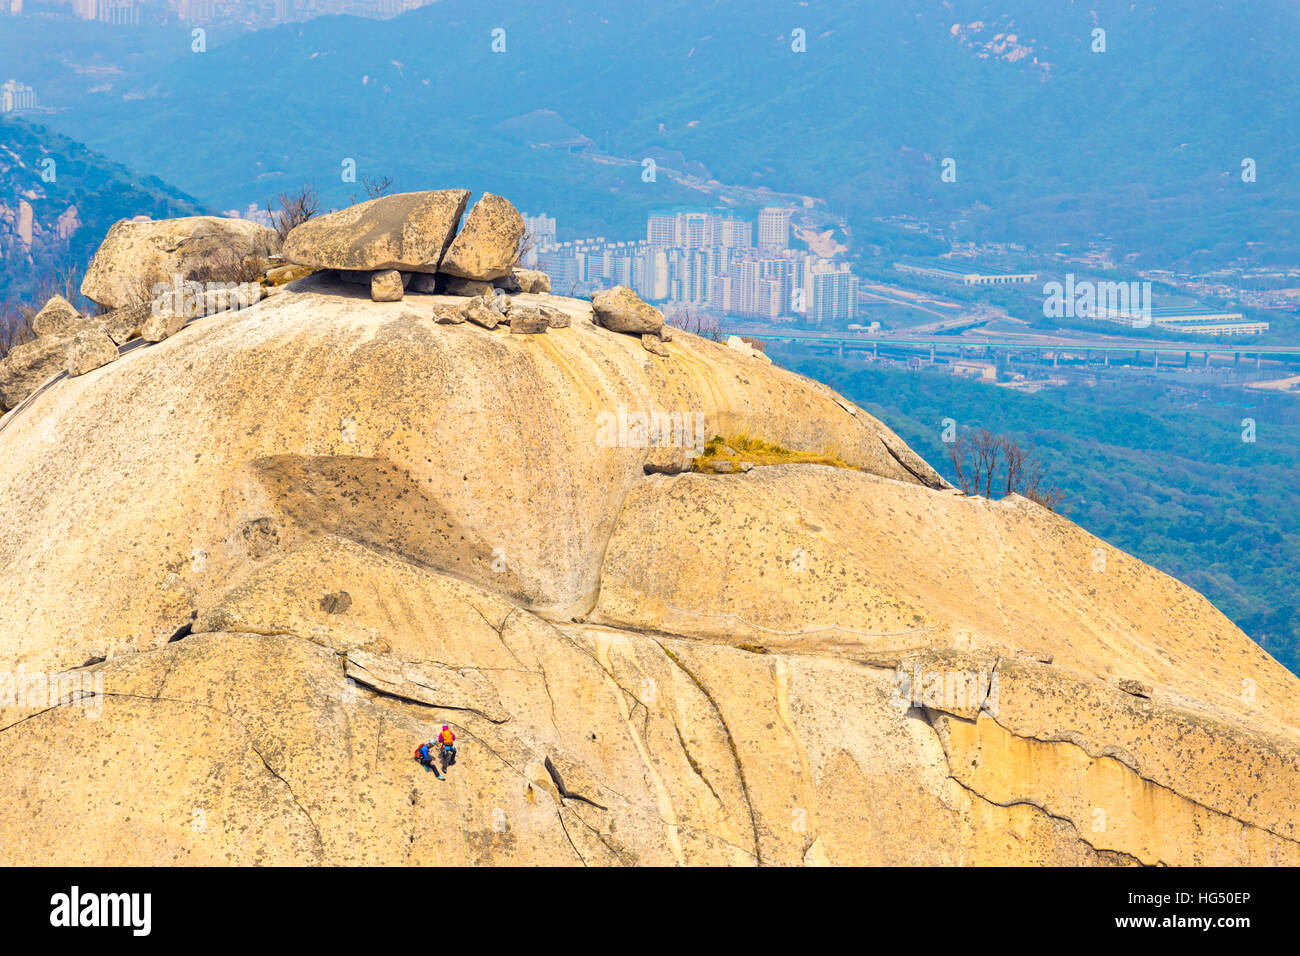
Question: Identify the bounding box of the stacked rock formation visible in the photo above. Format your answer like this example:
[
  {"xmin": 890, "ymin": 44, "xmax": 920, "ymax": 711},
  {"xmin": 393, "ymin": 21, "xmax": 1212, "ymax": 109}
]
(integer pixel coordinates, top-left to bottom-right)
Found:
[
  {"xmin": 281, "ymin": 190, "xmax": 531, "ymax": 304},
  {"xmin": 278, "ymin": 189, "xmax": 675, "ymax": 354}
]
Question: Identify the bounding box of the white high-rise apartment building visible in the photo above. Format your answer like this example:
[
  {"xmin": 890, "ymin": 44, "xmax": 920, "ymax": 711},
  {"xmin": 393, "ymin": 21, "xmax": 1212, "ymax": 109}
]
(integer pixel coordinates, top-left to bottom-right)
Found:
[
  {"xmin": 757, "ymin": 207, "xmax": 791, "ymax": 251},
  {"xmin": 647, "ymin": 212, "xmax": 752, "ymax": 249},
  {"xmin": 0, "ymin": 79, "xmax": 37, "ymax": 112},
  {"xmin": 523, "ymin": 213, "xmax": 557, "ymax": 247}
]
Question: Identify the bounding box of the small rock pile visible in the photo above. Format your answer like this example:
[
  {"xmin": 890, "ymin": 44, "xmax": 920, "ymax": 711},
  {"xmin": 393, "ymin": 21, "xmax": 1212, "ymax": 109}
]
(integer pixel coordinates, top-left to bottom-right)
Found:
[{"xmin": 0, "ymin": 295, "xmax": 129, "ymax": 411}]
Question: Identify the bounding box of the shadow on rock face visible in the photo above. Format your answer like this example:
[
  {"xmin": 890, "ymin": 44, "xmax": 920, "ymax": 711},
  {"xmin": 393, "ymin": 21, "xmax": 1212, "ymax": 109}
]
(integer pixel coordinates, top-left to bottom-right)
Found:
[{"xmin": 250, "ymin": 453, "xmax": 526, "ymax": 602}]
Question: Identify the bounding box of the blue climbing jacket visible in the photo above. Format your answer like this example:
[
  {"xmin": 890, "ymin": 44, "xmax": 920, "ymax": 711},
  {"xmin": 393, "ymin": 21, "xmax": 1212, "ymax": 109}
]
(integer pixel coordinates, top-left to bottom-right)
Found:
[{"xmin": 416, "ymin": 743, "xmax": 432, "ymax": 763}]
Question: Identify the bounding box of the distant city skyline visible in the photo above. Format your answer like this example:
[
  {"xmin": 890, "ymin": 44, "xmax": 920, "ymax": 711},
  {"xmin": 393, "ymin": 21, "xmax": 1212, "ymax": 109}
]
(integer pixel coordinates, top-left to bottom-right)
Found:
[{"xmin": 523, "ymin": 206, "xmax": 858, "ymax": 327}]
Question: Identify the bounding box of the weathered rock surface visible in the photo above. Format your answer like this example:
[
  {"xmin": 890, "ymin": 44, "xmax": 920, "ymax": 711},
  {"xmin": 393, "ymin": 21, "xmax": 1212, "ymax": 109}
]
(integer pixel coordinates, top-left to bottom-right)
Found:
[
  {"xmin": 0, "ymin": 336, "xmax": 68, "ymax": 410},
  {"xmin": 81, "ymin": 216, "xmax": 280, "ymax": 310},
  {"xmin": 438, "ymin": 193, "xmax": 525, "ymax": 281},
  {"xmin": 99, "ymin": 302, "xmax": 150, "ymax": 346},
  {"xmin": 512, "ymin": 268, "xmax": 552, "ymax": 294},
  {"xmin": 140, "ymin": 300, "xmax": 188, "ymax": 343},
  {"xmin": 540, "ymin": 304, "xmax": 570, "ymax": 329},
  {"xmin": 432, "ymin": 304, "xmax": 466, "ymax": 324},
  {"xmin": 642, "ymin": 333, "xmax": 669, "ymax": 356},
  {"xmin": 442, "ymin": 276, "xmax": 494, "ymax": 298},
  {"xmin": 0, "ymin": 278, "xmax": 1295, "ymax": 866},
  {"xmin": 727, "ymin": 334, "xmax": 772, "ymax": 364},
  {"xmin": 282, "ymin": 190, "xmax": 470, "ymax": 274},
  {"xmin": 64, "ymin": 330, "xmax": 119, "ymax": 377},
  {"xmin": 265, "ymin": 264, "xmax": 315, "ymax": 286},
  {"xmin": 0, "ymin": 295, "xmax": 154, "ymax": 410},
  {"xmin": 370, "ymin": 270, "xmax": 405, "ymax": 303},
  {"xmin": 592, "ymin": 285, "xmax": 665, "ymax": 335},
  {"xmin": 509, "ymin": 307, "xmax": 548, "ymax": 334},
  {"xmin": 30, "ymin": 295, "xmax": 87, "ymax": 338},
  {"xmin": 463, "ymin": 296, "xmax": 504, "ymax": 330}
]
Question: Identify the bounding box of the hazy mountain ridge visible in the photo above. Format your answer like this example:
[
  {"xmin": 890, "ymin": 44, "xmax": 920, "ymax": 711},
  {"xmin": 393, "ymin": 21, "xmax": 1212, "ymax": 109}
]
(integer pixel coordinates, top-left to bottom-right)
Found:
[
  {"xmin": 0, "ymin": 116, "xmax": 204, "ymax": 306},
  {"xmin": 32, "ymin": 0, "xmax": 1300, "ymax": 264}
]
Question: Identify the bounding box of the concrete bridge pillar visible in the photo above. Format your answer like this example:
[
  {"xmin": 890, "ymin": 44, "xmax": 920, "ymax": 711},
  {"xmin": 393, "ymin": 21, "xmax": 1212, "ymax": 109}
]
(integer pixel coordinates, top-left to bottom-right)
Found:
[{"xmin": 929, "ymin": 344, "xmax": 936, "ymax": 364}]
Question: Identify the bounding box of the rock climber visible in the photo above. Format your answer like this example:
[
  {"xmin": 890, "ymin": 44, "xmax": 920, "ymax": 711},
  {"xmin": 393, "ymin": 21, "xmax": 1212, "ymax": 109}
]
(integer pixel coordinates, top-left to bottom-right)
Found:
[
  {"xmin": 437, "ymin": 724, "xmax": 457, "ymax": 766},
  {"xmin": 414, "ymin": 738, "xmax": 439, "ymax": 773}
]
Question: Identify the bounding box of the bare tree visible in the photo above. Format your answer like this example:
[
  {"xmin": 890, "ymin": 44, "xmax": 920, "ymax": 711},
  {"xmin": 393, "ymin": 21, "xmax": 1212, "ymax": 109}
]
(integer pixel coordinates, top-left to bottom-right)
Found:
[
  {"xmin": 268, "ymin": 185, "xmax": 319, "ymax": 241},
  {"xmin": 0, "ymin": 301, "xmax": 35, "ymax": 361},
  {"xmin": 667, "ymin": 305, "xmax": 723, "ymax": 342},
  {"xmin": 1022, "ymin": 458, "xmax": 1066, "ymax": 511},
  {"xmin": 946, "ymin": 432, "xmax": 970, "ymax": 494},
  {"xmin": 363, "ymin": 176, "xmax": 394, "ymax": 200},
  {"xmin": 946, "ymin": 427, "xmax": 1064, "ymax": 512},
  {"xmin": 1000, "ymin": 435, "xmax": 1028, "ymax": 497},
  {"xmin": 971, "ymin": 428, "xmax": 1002, "ymax": 498},
  {"xmin": 513, "ymin": 229, "xmax": 538, "ymax": 269}
]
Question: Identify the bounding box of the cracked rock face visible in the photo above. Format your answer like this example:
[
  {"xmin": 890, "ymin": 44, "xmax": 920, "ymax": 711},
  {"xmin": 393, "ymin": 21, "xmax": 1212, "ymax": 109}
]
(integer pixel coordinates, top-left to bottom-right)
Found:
[
  {"xmin": 0, "ymin": 277, "xmax": 1296, "ymax": 865},
  {"xmin": 437, "ymin": 193, "xmax": 526, "ymax": 281},
  {"xmin": 282, "ymin": 190, "xmax": 470, "ymax": 274}
]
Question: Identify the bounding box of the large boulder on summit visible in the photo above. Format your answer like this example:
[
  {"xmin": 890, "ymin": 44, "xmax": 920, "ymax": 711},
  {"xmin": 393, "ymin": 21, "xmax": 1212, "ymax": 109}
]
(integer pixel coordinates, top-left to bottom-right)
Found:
[
  {"xmin": 282, "ymin": 190, "xmax": 470, "ymax": 274},
  {"xmin": 81, "ymin": 217, "xmax": 280, "ymax": 310},
  {"xmin": 591, "ymin": 285, "xmax": 665, "ymax": 335},
  {"xmin": 437, "ymin": 193, "xmax": 525, "ymax": 281}
]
